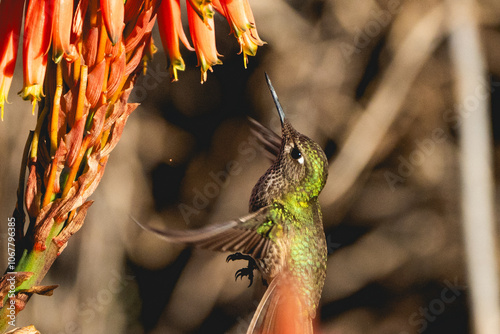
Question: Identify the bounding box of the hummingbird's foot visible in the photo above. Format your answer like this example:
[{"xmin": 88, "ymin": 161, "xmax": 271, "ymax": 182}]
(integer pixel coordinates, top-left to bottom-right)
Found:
[
  {"xmin": 235, "ymin": 267, "xmax": 255, "ymax": 287},
  {"xmin": 226, "ymin": 252, "xmax": 254, "ymax": 263},
  {"xmin": 226, "ymin": 252, "xmax": 258, "ymax": 287}
]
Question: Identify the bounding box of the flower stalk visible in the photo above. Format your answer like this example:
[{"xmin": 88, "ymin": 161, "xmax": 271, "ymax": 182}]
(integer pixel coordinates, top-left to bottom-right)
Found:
[{"xmin": 0, "ymin": 0, "xmax": 264, "ymax": 330}]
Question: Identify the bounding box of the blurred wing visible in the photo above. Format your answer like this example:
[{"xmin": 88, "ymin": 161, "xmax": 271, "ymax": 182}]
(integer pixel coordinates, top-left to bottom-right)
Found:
[
  {"xmin": 248, "ymin": 117, "xmax": 282, "ymax": 161},
  {"xmin": 133, "ymin": 206, "xmax": 279, "ymax": 260}
]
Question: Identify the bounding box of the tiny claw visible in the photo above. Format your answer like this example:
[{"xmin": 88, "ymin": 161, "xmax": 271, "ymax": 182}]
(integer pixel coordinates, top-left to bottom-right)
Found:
[
  {"xmin": 226, "ymin": 252, "xmax": 259, "ymax": 287},
  {"xmin": 235, "ymin": 269, "xmax": 243, "ymax": 281},
  {"xmin": 226, "ymin": 252, "xmax": 247, "ymax": 262},
  {"xmin": 234, "ymin": 268, "xmax": 254, "ymax": 287}
]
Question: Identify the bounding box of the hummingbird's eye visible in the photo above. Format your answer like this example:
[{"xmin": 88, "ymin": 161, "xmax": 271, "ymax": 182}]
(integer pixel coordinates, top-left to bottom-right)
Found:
[
  {"xmin": 291, "ymin": 147, "xmax": 301, "ymax": 159},
  {"xmin": 291, "ymin": 146, "xmax": 304, "ymax": 164}
]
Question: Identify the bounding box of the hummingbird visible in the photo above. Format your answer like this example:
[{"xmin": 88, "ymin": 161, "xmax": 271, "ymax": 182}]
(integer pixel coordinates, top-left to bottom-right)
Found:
[{"xmin": 136, "ymin": 73, "xmax": 329, "ymax": 334}]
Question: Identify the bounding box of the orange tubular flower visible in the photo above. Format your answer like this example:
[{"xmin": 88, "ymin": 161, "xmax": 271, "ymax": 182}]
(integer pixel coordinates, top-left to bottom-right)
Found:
[
  {"xmin": 20, "ymin": 0, "xmax": 52, "ymax": 113},
  {"xmin": 52, "ymin": 0, "xmax": 78, "ymax": 63},
  {"xmin": 0, "ymin": 0, "xmax": 25, "ymax": 120},
  {"xmin": 187, "ymin": 2, "xmax": 222, "ymax": 83},
  {"xmin": 100, "ymin": 0, "xmax": 125, "ymax": 45},
  {"xmin": 213, "ymin": 0, "xmax": 265, "ymax": 68},
  {"xmin": 157, "ymin": 0, "xmax": 194, "ymax": 81}
]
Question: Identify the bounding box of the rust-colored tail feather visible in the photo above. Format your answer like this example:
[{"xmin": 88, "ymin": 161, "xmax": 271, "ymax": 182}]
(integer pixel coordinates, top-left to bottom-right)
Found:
[{"xmin": 247, "ymin": 274, "xmax": 314, "ymax": 334}]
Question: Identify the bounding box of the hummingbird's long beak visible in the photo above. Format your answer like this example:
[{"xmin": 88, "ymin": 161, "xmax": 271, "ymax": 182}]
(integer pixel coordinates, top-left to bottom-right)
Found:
[{"xmin": 264, "ymin": 73, "xmax": 285, "ymax": 127}]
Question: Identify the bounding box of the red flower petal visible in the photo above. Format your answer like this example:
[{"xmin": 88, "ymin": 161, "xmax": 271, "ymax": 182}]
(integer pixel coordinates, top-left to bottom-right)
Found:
[
  {"xmin": 100, "ymin": 0, "xmax": 125, "ymax": 45},
  {"xmin": 107, "ymin": 47, "xmax": 125, "ymax": 97},
  {"xmin": 187, "ymin": 2, "xmax": 222, "ymax": 83},
  {"xmin": 157, "ymin": 0, "xmax": 194, "ymax": 81},
  {"xmin": 86, "ymin": 59, "xmax": 106, "ymax": 107},
  {"xmin": 0, "ymin": 0, "xmax": 25, "ymax": 119},
  {"xmin": 82, "ymin": 27, "xmax": 99, "ymax": 69},
  {"xmin": 20, "ymin": 0, "xmax": 53, "ymax": 108},
  {"xmin": 52, "ymin": 0, "xmax": 76, "ymax": 63},
  {"xmin": 124, "ymin": 7, "xmax": 153, "ymax": 54}
]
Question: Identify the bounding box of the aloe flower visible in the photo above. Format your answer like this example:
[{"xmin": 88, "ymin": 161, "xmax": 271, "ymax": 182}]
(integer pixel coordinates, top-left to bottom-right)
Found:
[
  {"xmin": 19, "ymin": 0, "xmax": 52, "ymax": 113},
  {"xmin": 52, "ymin": 0, "xmax": 78, "ymax": 63},
  {"xmin": 101, "ymin": 0, "xmax": 125, "ymax": 45},
  {"xmin": 0, "ymin": 0, "xmax": 264, "ymax": 330},
  {"xmin": 0, "ymin": 0, "xmax": 24, "ymax": 120},
  {"xmin": 213, "ymin": 0, "xmax": 265, "ymax": 67},
  {"xmin": 157, "ymin": 0, "xmax": 194, "ymax": 81},
  {"xmin": 187, "ymin": 2, "xmax": 222, "ymax": 82},
  {"xmin": 187, "ymin": 0, "xmax": 215, "ymax": 23},
  {"xmin": 156, "ymin": 0, "xmax": 265, "ymax": 82}
]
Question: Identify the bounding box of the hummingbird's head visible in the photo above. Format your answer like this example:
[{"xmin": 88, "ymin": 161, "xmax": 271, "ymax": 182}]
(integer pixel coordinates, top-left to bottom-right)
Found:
[
  {"xmin": 249, "ymin": 74, "xmax": 329, "ymax": 211},
  {"xmin": 278, "ymin": 119, "xmax": 329, "ymax": 201}
]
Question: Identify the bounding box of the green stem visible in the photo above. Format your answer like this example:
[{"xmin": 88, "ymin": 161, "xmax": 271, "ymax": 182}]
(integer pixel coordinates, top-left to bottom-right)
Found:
[{"xmin": 0, "ymin": 220, "xmax": 66, "ymax": 333}]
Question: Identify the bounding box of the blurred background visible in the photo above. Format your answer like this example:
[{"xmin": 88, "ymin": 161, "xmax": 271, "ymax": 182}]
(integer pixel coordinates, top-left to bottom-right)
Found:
[{"xmin": 2, "ymin": 0, "xmax": 500, "ymax": 333}]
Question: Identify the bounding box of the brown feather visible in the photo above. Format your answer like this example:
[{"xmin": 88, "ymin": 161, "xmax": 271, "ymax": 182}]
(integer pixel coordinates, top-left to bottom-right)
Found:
[
  {"xmin": 132, "ymin": 206, "xmax": 278, "ymax": 266},
  {"xmin": 248, "ymin": 117, "xmax": 282, "ymax": 161}
]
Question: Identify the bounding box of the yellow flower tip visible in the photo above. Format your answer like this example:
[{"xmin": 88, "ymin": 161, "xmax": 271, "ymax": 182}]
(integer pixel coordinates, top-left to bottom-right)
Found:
[
  {"xmin": 170, "ymin": 60, "xmax": 186, "ymax": 82},
  {"xmin": 19, "ymin": 85, "xmax": 43, "ymax": 101},
  {"xmin": 0, "ymin": 93, "xmax": 7, "ymax": 122},
  {"xmin": 188, "ymin": 0, "xmax": 215, "ymax": 23},
  {"xmin": 19, "ymin": 84, "xmax": 43, "ymax": 114},
  {"xmin": 200, "ymin": 66, "xmax": 211, "ymax": 84},
  {"xmin": 173, "ymin": 58, "xmax": 186, "ymax": 71},
  {"xmin": 236, "ymin": 31, "xmax": 262, "ymax": 68},
  {"xmin": 169, "ymin": 65, "xmax": 180, "ymax": 82},
  {"xmin": 199, "ymin": 61, "xmax": 220, "ymax": 83},
  {"xmin": 53, "ymin": 51, "xmax": 64, "ymax": 64},
  {"xmin": 31, "ymin": 100, "xmax": 37, "ymax": 115},
  {"xmin": 0, "ymin": 90, "xmax": 11, "ymax": 121},
  {"xmin": 197, "ymin": 53, "xmax": 222, "ymax": 83},
  {"xmin": 200, "ymin": 8, "xmax": 214, "ymax": 27},
  {"xmin": 150, "ymin": 43, "xmax": 158, "ymax": 58},
  {"xmin": 171, "ymin": 69, "xmax": 179, "ymax": 82},
  {"xmin": 242, "ymin": 33, "xmax": 260, "ymax": 54},
  {"xmin": 0, "ymin": 78, "xmax": 12, "ymax": 119}
]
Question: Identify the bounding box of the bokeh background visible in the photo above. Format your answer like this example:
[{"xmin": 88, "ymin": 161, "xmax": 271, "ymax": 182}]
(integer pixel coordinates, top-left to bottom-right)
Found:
[{"xmin": 2, "ymin": 0, "xmax": 500, "ymax": 333}]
